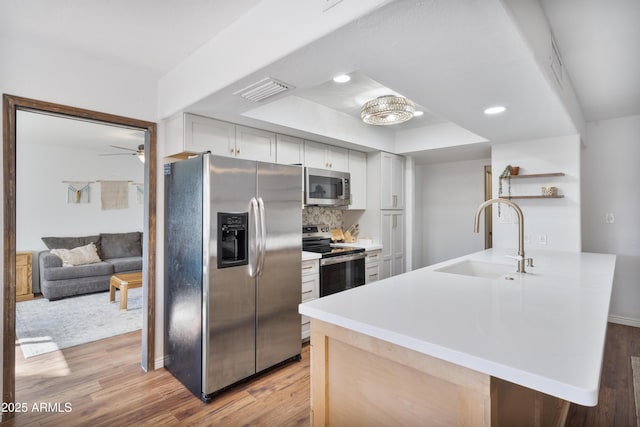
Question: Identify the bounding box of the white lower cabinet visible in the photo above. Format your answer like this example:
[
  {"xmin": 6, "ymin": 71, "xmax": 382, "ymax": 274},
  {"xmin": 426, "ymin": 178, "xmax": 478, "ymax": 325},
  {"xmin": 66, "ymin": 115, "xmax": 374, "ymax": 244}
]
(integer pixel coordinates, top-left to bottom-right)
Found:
[
  {"xmin": 301, "ymin": 258, "xmax": 319, "ymax": 340},
  {"xmin": 380, "ymin": 211, "xmax": 405, "ymax": 280},
  {"xmin": 365, "ymin": 249, "xmax": 381, "ymax": 283}
]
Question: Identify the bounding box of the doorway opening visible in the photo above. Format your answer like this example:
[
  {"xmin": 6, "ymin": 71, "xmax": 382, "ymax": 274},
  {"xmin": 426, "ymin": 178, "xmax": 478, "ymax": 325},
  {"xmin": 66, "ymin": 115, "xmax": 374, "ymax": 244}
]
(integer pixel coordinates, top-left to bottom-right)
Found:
[{"xmin": 3, "ymin": 94, "xmax": 157, "ymax": 411}]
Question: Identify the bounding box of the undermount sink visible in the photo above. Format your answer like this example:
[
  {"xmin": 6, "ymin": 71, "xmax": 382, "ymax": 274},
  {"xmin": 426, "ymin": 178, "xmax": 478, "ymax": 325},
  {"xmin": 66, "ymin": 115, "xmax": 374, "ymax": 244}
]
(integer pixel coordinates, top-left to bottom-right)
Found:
[{"xmin": 435, "ymin": 259, "xmax": 515, "ymax": 279}]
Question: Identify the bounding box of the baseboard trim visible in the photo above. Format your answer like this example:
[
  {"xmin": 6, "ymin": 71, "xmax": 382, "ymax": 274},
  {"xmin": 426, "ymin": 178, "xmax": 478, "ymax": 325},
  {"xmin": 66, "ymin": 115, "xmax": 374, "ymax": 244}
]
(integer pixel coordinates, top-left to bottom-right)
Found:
[
  {"xmin": 608, "ymin": 315, "xmax": 640, "ymax": 328},
  {"xmin": 154, "ymin": 355, "xmax": 168, "ymax": 369}
]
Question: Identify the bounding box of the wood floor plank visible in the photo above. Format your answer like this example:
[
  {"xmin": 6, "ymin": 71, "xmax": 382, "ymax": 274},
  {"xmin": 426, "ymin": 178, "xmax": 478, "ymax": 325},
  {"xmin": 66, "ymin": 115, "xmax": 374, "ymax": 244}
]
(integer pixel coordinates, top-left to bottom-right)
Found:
[{"xmin": 4, "ymin": 322, "xmax": 638, "ymax": 426}]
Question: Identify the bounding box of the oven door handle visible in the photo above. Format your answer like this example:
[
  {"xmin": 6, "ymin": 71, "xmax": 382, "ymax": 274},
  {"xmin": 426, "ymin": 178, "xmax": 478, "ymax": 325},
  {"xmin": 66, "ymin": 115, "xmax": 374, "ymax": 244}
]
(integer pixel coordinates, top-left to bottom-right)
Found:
[{"xmin": 320, "ymin": 252, "xmax": 365, "ymax": 266}]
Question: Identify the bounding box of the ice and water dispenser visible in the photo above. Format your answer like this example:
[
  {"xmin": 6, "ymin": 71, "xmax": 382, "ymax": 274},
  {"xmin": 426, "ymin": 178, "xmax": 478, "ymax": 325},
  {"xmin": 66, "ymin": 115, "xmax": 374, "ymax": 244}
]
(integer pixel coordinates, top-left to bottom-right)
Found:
[{"xmin": 217, "ymin": 212, "xmax": 248, "ymax": 268}]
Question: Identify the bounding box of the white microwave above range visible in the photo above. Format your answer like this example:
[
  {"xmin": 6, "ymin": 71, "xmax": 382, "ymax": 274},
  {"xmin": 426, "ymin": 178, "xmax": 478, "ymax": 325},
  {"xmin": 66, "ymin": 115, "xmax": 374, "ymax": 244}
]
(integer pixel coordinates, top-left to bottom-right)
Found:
[{"xmin": 304, "ymin": 167, "xmax": 350, "ymax": 207}]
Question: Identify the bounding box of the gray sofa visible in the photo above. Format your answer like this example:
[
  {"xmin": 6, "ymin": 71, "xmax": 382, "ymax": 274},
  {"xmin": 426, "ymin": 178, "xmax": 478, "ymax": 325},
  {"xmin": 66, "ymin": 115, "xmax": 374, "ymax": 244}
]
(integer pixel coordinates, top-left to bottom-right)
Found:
[{"xmin": 38, "ymin": 232, "xmax": 143, "ymax": 300}]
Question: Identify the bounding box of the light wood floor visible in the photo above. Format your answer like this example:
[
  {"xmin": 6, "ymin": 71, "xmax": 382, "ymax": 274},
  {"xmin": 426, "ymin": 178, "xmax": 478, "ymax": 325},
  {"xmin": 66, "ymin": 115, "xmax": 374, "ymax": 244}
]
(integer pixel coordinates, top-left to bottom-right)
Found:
[{"xmin": 3, "ymin": 322, "xmax": 638, "ymax": 426}]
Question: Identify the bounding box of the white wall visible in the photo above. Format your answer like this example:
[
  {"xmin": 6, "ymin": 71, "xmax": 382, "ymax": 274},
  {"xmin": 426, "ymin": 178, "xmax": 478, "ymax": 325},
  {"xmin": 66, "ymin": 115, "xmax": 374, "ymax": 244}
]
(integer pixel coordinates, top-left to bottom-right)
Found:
[
  {"xmin": 0, "ymin": 38, "xmax": 158, "ymax": 384},
  {"xmin": 491, "ymin": 135, "xmax": 581, "ymax": 252},
  {"xmin": 17, "ymin": 140, "xmax": 144, "ymax": 253},
  {"xmin": 582, "ymin": 114, "xmax": 640, "ymax": 324},
  {"xmin": 414, "ymin": 157, "xmax": 490, "ymax": 268}
]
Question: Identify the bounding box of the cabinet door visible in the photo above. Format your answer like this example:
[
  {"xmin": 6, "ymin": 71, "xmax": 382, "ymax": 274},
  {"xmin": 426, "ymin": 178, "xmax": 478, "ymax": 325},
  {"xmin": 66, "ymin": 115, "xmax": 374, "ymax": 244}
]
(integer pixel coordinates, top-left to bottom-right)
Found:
[
  {"xmin": 380, "ymin": 153, "xmax": 405, "ymax": 209},
  {"xmin": 235, "ymin": 126, "xmax": 276, "ymax": 162},
  {"xmin": 380, "ymin": 212, "xmax": 393, "ymax": 280},
  {"xmin": 380, "ymin": 212, "xmax": 404, "ymax": 279},
  {"xmin": 391, "ymin": 155, "xmax": 405, "ymax": 209},
  {"xmin": 326, "ymin": 145, "xmax": 348, "ymax": 172},
  {"xmin": 348, "ymin": 150, "xmax": 367, "ymax": 209},
  {"xmin": 276, "ymin": 134, "xmax": 304, "ymax": 165},
  {"xmin": 304, "ymin": 140, "xmax": 328, "ymax": 169},
  {"xmin": 185, "ymin": 114, "xmax": 236, "ymax": 156},
  {"xmin": 15, "ymin": 252, "xmax": 32, "ymax": 297},
  {"xmin": 391, "ymin": 212, "xmax": 405, "ymax": 276}
]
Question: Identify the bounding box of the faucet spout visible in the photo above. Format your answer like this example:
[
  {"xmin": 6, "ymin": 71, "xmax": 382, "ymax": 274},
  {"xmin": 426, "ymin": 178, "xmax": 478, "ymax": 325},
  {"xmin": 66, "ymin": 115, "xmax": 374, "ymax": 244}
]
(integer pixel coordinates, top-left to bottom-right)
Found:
[{"xmin": 474, "ymin": 198, "xmax": 527, "ymax": 273}]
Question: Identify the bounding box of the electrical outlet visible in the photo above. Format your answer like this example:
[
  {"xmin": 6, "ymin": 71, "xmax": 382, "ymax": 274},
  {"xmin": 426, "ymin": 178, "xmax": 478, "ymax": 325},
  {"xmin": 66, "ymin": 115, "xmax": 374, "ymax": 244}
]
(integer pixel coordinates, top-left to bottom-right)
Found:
[
  {"xmin": 538, "ymin": 234, "xmax": 547, "ymax": 245},
  {"xmin": 605, "ymin": 213, "xmax": 615, "ymax": 224},
  {"xmin": 524, "ymin": 234, "xmax": 530, "ymax": 244}
]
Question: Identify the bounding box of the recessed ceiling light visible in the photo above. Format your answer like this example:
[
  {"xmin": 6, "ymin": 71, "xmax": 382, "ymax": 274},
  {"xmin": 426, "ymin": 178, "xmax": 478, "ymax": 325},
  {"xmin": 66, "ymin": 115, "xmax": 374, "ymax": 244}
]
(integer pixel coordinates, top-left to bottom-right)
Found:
[
  {"xmin": 484, "ymin": 105, "xmax": 507, "ymax": 115},
  {"xmin": 413, "ymin": 110, "xmax": 424, "ymax": 117},
  {"xmin": 333, "ymin": 74, "xmax": 351, "ymax": 83}
]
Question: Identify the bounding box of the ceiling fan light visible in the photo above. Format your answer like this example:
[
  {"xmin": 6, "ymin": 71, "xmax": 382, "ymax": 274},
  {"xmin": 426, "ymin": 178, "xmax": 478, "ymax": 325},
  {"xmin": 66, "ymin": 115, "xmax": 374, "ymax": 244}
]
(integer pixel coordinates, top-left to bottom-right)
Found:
[
  {"xmin": 137, "ymin": 153, "xmax": 145, "ymax": 163},
  {"xmin": 361, "ymin": 95, "xmax": 415, "ymax": 125}
]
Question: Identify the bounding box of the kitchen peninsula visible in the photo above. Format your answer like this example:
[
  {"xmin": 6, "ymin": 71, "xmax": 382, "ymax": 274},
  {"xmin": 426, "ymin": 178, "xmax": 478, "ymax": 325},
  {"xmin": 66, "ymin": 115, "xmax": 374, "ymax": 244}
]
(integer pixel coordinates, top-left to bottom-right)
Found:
[{"xmin": 299, "ymin": 248, "xmax": 616, "ymax": 426}]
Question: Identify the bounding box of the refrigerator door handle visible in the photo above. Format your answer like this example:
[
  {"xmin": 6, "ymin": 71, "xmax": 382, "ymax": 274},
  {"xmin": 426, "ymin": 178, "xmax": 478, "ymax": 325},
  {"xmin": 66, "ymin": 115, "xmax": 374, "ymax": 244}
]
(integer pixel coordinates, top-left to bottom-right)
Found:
[
  {"xmin": 257, "ymin": 197, "xmax": 267, "ymax": 275},
  {"xmin": 249, "ymin": 197, "xmax": 260, "ymax": 278}
]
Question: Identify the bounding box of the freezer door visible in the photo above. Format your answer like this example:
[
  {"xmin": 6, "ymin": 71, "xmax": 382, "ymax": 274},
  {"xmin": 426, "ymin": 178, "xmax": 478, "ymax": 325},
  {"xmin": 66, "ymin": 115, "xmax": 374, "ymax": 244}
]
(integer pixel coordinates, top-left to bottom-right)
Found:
[
  {"xmin": 255, "ymin": 161, "xmax": 303, "ymax": 372},
  {"xmin": 204, "ymin": 155, "xmax": 257, "ymax": 395},
  {"xmin": 164, "ymin": 156, "xmax": 204, "ymax": 398}
]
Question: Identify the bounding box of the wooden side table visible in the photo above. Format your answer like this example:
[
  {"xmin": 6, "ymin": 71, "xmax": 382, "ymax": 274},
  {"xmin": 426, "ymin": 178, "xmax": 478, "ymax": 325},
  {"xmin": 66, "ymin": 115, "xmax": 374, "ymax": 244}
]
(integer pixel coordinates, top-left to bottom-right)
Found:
[
  {"xmin": 16, "ymin": 251, "xmax": 33, "ymax": 302},
  {"xmin": 109, "ymin": 272, "xmax": 143, "ymax": 311}
]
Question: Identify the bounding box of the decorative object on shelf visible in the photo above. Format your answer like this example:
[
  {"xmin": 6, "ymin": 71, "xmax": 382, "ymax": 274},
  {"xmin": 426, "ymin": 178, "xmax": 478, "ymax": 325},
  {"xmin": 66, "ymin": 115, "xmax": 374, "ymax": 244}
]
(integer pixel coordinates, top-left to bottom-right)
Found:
[
  {"xmin": 63, "ymin": 181, "xmax": 92, "ymax": 203},
  {"xmin": 510, "ymin": 166, "xmax": 520, "ymax": 176},
  {"xmin": 498, "ymin": 165, "xmax": 514, "ymax": 199},
  {"xmin": 361, "ymin": 95, "xmax": 415, "ymax": 125},
  {"xmin": 498, "ymin": 172, "xmax": 565, "ymax": 199},
  {"xmin": 541, "ymin": 186, "xmax": 558, "ymax": 196}
]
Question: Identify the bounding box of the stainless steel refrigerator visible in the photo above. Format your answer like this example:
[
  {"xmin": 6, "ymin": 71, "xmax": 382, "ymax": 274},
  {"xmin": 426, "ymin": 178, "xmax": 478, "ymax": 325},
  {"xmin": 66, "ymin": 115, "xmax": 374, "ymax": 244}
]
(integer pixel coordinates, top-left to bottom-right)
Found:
[{"xmin": 164, "ymin": 153, "xmax": 302, "ymax": 401}]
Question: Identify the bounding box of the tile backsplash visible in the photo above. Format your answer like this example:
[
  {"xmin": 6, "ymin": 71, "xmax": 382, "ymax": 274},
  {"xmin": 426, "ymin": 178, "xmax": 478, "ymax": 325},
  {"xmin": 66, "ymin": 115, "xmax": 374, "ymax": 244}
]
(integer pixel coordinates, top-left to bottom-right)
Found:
[{"xmin": 302, "ymin": 207, "xmax": 344, "ymax": 229}]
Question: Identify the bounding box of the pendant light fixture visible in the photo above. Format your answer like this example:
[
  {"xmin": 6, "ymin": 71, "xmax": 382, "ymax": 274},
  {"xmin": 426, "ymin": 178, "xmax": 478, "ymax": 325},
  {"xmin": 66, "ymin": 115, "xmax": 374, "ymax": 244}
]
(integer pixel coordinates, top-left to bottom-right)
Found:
[{"xmin": 361, "ymin": 95, "xmax": 415, "ymax": 125}]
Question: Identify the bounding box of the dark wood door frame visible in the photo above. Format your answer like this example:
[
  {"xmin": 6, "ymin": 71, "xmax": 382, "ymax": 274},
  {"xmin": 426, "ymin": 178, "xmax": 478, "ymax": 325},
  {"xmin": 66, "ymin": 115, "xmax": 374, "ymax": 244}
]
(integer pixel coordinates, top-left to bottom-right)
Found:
[{"xmin": 2, "ymin": 94, "xmax": 157, "ymax": 408}]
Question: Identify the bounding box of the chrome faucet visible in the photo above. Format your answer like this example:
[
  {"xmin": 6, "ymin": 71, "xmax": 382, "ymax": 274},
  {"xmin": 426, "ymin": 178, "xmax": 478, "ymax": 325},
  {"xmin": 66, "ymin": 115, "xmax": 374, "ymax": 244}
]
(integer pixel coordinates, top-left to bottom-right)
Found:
[{"xmin": 474, "ymin": 198, "xmax": 532, "ymax": 273}]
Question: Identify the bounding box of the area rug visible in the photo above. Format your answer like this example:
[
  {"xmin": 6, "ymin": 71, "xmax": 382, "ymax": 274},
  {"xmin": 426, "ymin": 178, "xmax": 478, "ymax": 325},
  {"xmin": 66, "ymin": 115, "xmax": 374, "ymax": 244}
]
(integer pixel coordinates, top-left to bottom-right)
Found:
[
  {"xmin": 633, "ymin": 356, "xmax": 640, "ymax": 427},
  {"xmin": 15, "ymin": 288, "xmax": 143, "ymax": 358}
]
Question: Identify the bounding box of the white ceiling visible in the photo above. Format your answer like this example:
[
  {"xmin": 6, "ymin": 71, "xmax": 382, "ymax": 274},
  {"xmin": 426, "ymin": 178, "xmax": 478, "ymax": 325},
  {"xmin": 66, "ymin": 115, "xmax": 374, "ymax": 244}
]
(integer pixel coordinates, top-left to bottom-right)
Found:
[
  {"xmin": 3, "ymin": 0, "xmax": 639, "ymax": 161},
  {"xmin": 0, "ymin": 0, "xmax": 261, "ymax": 76},
  {"xmin": 540, "ymin": 0, "xmax": 640, "ymax": 121}
]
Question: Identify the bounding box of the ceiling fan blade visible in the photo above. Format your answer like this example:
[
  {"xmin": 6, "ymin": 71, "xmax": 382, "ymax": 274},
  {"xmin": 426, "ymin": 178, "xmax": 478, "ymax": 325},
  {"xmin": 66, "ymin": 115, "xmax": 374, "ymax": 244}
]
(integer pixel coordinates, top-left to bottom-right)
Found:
[
  {"xmin": 109, "ymin": 145, "xmax": 137, "ymax": 152},
  {"xmin": 99, "ymin": 153, "xmax": 136, "ymax": 156}
]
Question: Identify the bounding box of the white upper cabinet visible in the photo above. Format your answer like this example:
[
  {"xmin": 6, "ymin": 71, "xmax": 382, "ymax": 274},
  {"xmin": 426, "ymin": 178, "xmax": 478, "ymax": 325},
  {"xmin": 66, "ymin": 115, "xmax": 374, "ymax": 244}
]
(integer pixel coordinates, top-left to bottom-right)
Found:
[
  {"xmin": 304, "ymin": 140, "xmax": 348, "ymax": 172},
  {"xmin": 348, "ymin": 150, "xmax": 367, "ymax": 210},
  {"xmin": 276, "ymin": 134, "xmax": 304, "ymax": 165},
  {"xmin": 380, "ymin": 152, "xmax": 405, "ymax": 209},
  {"xmin": 165, "ymin": 113, "xmax": 235, "ymax": 157},
  {"xmin": 235, "ymin": 125, "xmax": 276, "ymax": 162},
  {"xmin": 164, "ymin": 113, "xmax": 275, "ymax": 163}
]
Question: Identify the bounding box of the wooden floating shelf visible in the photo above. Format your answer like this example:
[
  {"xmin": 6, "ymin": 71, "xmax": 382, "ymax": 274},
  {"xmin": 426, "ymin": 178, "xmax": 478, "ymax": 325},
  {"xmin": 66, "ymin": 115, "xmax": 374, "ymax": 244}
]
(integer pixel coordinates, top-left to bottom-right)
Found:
[
  {"xmin": 499, "ymin": 195, "xmax": 564, "ymax": 199},
  {"xmin": 502, "ymin": 172, "xmax": 565, "ymax": 179}
]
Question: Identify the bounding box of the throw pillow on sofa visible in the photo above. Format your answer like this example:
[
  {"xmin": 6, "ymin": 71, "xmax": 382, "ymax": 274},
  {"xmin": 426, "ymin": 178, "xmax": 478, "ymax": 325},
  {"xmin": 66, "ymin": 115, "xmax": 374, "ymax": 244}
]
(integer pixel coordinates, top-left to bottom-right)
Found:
[{"xmin": 50, "ymin": 243, "xmax": 102, "ymax": 267}]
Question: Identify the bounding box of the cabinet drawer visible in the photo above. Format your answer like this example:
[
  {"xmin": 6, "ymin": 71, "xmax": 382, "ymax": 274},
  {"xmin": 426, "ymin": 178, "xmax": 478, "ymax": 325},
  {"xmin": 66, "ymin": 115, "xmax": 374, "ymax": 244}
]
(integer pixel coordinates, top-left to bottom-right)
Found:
[
  {"xmin": 302, "ymin": 259, "xmax": 319, "ymax": 275},
  {"xmin": 366, "ymin": 250, "xmax": 381, "ymax": 264},
  {"xmin": 366, "ymin": 264, "xmax": 380, "ymax": 284},
  {"xmin": 302, "ymin": 275, "xmax": 317, "ymax": 301}
]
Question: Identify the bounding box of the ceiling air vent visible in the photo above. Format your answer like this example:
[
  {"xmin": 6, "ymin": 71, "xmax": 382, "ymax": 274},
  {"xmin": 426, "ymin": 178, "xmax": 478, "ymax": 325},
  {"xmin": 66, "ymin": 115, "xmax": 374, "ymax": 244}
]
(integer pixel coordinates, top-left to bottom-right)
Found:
[{"xmin": 234, "ymin": 77, "xmax": 294, "ymax": 102}]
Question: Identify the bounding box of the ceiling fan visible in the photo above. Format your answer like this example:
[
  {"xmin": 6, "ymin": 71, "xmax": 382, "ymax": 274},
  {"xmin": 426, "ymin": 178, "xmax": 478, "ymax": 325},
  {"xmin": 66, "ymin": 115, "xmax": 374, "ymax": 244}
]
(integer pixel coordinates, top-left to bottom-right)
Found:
[{"xmin": 99, "ymin": 144, "xmax": 145, "ymax": 163}]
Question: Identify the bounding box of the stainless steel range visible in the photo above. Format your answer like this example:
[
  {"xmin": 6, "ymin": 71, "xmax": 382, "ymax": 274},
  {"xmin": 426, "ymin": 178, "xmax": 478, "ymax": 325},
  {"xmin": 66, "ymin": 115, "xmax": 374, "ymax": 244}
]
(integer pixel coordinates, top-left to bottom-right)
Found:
[{"xmin": 302, "ymin": 225, "xmax": 365, "ymax": 297}]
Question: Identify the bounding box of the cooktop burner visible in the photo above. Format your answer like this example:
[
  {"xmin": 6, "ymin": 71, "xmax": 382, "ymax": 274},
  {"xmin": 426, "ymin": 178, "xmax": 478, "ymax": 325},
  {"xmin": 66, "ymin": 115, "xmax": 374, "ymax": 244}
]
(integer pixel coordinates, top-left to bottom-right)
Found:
[{"xmin": 302, "ymin": 224, "xmax": 365, "ymax": 258}]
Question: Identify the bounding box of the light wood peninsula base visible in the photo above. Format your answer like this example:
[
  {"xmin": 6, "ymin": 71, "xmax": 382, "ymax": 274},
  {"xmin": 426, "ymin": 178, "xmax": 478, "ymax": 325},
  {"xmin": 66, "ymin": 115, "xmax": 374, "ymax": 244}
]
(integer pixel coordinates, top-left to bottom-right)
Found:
[{"xmin": 309, "ymin": 319, "xmax": 569, "ymax": 427}]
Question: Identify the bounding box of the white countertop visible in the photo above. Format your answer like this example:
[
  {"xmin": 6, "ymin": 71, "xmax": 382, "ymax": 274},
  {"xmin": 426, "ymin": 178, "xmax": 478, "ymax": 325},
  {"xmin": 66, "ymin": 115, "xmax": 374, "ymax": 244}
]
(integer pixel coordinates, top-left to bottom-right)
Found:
[
  {"xmin": 299, "ymin": 248, "xmax": 616, "ymax": 406},
  {"xmin": 302, "ymin": 251, "xmax": 321, "ymax": 261}
]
